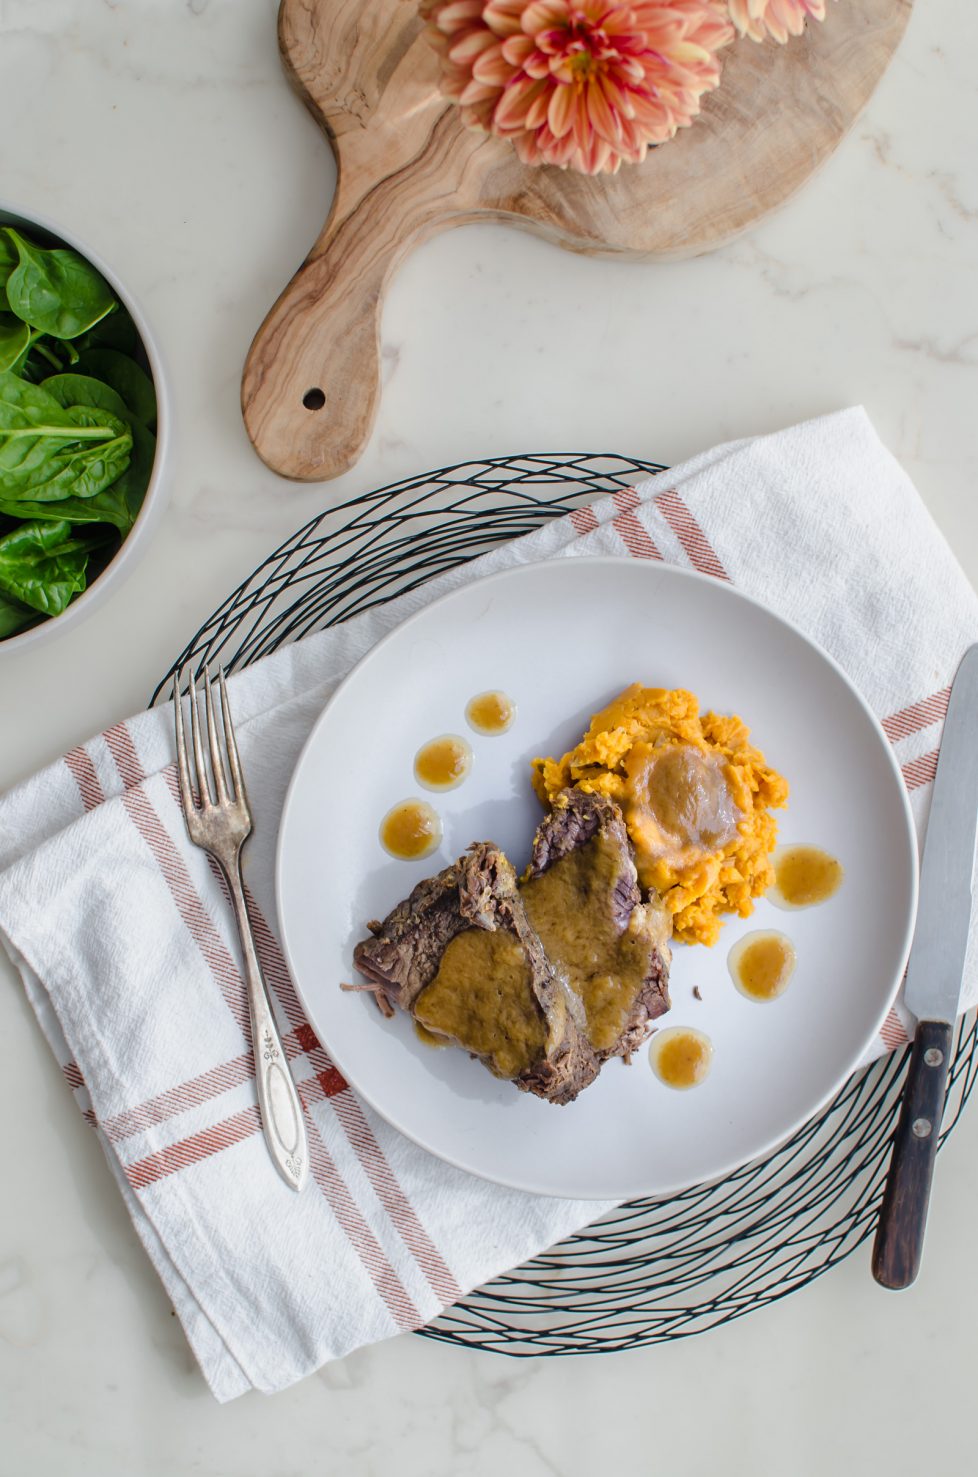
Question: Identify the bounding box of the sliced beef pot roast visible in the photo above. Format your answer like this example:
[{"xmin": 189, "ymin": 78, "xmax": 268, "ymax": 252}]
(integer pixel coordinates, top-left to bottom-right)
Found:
[
  {"xmin": 352, "ymin": 843, "xmax": 600, "ymax": 1104},
  {"xmin": 352, "ymin": 791, "xmax": 672, "ymax": 1105},
  {"xmin": 521, "ymin": 788, "xmax": 671, "ymax": 1061}
]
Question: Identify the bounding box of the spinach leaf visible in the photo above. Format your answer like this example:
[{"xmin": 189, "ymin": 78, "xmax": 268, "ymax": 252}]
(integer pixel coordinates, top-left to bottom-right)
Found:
[
  {"xmin": 0, "ymin": 590, "xmax": 38, "ymax": 638},
  {"xmin": 0, "ymin": 232, "xmax": 15, "ymax": 297},
  {"xmin": 0, "ymin": 228, "xmax": 155, "ymax": 640},
  {"xmin": 0, "ymin": 373, "xmax": 131, "ymax": 503},
  {"xmin": 3, "ymin": 229, "xmax": 117, "ymax": 340},
  {"xmin": 0, "ymin": 313, "xmax": 30, "ymax": 373},
  {"xmin": 111, "ymin": 418, "xmax": 156, "ymax": 527},
  {"xmin": 42, "ymin": 372, "xmax": 131, "ymax": 421},
  {"xmin": 0, "ymin": 374, "xmax": 153, "ymax": 533},
  {"xmin": 0, "ymin": 484, "xmax": 131, "ymax": 533},
  {"xmin": 43, "ymin": 371, "xmax": 154, "ymax": 525},
  {"xmin": 0, "ymin": 518, "xmax": 93, "ymax": 615},
  {"xmin": 74, "ymin": 309, "xmax": 138, "ymax": 355},
  {"xmin": 73, "ymin": 349, "xmax": 156, "ymax": 428}
]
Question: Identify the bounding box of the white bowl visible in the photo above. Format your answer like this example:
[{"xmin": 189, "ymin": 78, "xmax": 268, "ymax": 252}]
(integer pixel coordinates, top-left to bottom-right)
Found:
[{"xmin": 0, "ymin": 201, "xmax": 169, "ymax": 656}]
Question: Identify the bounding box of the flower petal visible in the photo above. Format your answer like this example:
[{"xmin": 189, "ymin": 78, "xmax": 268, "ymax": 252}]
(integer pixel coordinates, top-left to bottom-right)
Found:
[{"xmin": 547, "ymin": 80, "xmax": 578, "ymax": 137}]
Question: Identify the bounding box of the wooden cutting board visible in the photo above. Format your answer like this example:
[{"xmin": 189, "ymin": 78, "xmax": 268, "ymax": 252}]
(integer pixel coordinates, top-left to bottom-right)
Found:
[{"xmin": 242, "ymin": 0, "xmax": 912, "ymax": 482}]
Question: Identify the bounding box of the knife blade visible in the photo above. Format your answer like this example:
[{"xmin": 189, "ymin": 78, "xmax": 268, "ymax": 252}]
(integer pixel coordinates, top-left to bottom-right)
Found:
[{"xmin": 872, "ymin": 642, "xmax": 978, "ymax": 1289}]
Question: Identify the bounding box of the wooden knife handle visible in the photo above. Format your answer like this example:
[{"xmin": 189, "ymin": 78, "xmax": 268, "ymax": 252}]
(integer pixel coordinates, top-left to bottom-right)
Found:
[{"xmin": 872, "ymin": 1018, "xmax": 952, "ymax": 1289}]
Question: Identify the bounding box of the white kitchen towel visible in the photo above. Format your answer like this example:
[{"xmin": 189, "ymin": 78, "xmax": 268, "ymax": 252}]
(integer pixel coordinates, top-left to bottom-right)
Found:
[{"xmin": 2, "ymin": 408, "xmax": 977, "ymax": 1401}]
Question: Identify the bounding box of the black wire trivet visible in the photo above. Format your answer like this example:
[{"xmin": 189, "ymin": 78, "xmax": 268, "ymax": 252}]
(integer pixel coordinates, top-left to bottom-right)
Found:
[{"xmin": 153, "ymin": 452, "xmax": 978, "ymax": 1355}]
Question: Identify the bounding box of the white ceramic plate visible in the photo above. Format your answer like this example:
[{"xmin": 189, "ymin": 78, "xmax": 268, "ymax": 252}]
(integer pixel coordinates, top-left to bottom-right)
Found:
[{"xmin": 276, "ymin": 558, "xmax": 918, "ymax": 1200}]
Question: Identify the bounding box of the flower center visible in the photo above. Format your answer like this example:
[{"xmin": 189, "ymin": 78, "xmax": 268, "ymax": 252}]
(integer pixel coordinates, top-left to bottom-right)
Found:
[{"xmin": 569, "ymin": 48, "xmax": 597, "ymax": 80}]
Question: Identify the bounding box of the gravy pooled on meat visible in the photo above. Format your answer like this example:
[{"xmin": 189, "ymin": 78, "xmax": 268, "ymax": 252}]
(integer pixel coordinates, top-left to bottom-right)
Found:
[
  {"xmin": 414, "ymin": 927, "xmax": 547, "ymax": 1079},
  {"xmin": 521, "ymin": 789, "xmax": 671, "ymax": 1060},
  {"xmin": 522, "ymin": 824, "xmax": 670, "ymax": 1054}
]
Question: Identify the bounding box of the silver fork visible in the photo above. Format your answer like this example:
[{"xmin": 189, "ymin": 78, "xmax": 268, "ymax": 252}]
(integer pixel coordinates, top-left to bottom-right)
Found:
[{"xmin": 173, "ymin": 665, "xmax": 308, "ymax": 1192}]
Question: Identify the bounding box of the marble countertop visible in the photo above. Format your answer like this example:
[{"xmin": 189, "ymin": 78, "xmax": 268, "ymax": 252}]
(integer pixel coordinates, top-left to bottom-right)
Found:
[{"xmin": 2, "ymin": 0, "xmax": 978, "ymax": 1471}]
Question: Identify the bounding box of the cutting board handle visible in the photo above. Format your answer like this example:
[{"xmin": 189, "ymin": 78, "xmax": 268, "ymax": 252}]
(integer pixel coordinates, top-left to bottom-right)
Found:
[
  {"xmin": 242, "ymin": 114, "xmax": 481, "ymax": 483},
  {"xmin": 242, "ymin": 197, "xmax": 411, "ymax": 483}
]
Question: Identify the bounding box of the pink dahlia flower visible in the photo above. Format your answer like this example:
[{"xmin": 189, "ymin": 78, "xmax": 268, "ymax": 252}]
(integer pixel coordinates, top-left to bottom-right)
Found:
[
  {"xmin": 727, "ymin": 0, "xmax": 828, "ymax": 43},
  {"xmin": 421, "ymin": 0, "xmax": 735, "ymax": 175}
]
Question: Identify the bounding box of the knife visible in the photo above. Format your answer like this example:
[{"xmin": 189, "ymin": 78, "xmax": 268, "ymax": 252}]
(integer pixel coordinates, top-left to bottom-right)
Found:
[{"xmin": 872, "ymin": 642, "xmax": 978, "ymax": 1289}]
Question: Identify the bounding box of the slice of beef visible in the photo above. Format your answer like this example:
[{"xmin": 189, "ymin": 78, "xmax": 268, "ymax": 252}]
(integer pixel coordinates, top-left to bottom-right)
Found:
[
  {"xmin": 521, "ymin": 789, "xmax": 671, "ymax": 1062},
  {"xmin": 352, "ymin": 842, "xmax": 599, "ymax": 1105}
]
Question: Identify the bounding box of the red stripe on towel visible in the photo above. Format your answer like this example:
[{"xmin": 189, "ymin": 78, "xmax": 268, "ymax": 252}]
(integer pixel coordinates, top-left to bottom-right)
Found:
[
  {"xmin": 106, "ymin": 729, "xmax": 449, "ymax": 1317},
  {"xmin": 104, "ymin": 721, "xmax": 145, "ymax": 789},
  {"xmin": 62, "ymin": 1060, "xmax": 85, "ymax": 1090},
  {"xmin": 60, "ymin": 752, "xmax": 107, "ymax": 1106},
  {"xmin": 64, "ymin": 746, "xmax": 104, "ymax": 812},
  {"xmin": 126, "ymin": 1102, "xmax": 262, "ymax": 1187},
  {"xmin": 118, "ymin": 785, "xmax": 253, "ymax": 1038},
  {"xmin": 882, "ymin": 688, "xmax": 950, "ymax": 743},
  {"xmin": 611, "ymin": 488, "xmax": 663, "ymax": 561},
  {"xmin": 654, "ymin": 488, "xmax": 730, "ymax": 581},
  {"xmin": 902, "ymin": 749, "xmax": 939, "ymax": 792},
  {"xmin": 879, "ymin": 1008, "xmax": 909, "ymax": 1051},
  {"xmin": 569, "ymin": 506, "xmax": 599, "ymax": 536},
  {"xmin": 99, "ymin": 1032, "xmax": 345, "ymax": 1144},
  {"xmin": 154, "ymin": 763, "xmax": 460, "ymax": 1302},
  {"xmin": 123, "ymin": 1079, "xmax": 422, "ymax": 1331}
]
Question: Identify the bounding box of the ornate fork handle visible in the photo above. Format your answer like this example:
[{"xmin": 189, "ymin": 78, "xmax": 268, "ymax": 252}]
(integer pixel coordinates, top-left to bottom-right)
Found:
[
  {"xmin": 174, "ymin": 665, "xmax": 308, "ymax": 1192},
  {"xmin": 223, "ymin": 853, "xmax": 308, "ymax": 1191}
]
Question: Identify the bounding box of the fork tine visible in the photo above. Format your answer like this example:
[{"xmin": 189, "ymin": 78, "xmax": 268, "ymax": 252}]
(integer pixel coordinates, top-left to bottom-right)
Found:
[
  {"xmin": 218, "ymin": 667, "xmax": 247, "ymax": 806},
  {"xmin": 188, "ymin": 666, "xmax": 212, "ymax": 806},
  {"xmin": 172, "ymin": 671, "xmax": 197, "ymax": 816},
  {"xmin": 203, "ymin": 663, "xmax": 230, "ymax": 805}
]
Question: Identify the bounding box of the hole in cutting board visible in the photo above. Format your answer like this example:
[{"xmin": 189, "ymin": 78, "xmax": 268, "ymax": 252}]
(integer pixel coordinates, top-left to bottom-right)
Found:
[{"xmin": 303, "ymin": 387, "xmax": 326, "ymax": 410}]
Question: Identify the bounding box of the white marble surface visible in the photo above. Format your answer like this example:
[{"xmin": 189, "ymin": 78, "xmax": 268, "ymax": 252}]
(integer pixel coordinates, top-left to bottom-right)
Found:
[{"xmin": 2, "ymin": 0, "xmax": 978, "ymax": 1468}]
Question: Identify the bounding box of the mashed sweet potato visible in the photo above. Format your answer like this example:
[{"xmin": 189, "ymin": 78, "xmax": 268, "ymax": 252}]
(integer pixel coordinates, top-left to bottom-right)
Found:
[{"xmin": 532, "ymin": 685, "xmax": 788, "ymax": 946}]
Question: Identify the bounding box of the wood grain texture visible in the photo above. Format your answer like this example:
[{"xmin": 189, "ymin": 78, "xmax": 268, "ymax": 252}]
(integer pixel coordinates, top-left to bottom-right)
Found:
[
  {"xmin": 872, "ymin": 1019, "xmax": 952, "ymax": 1290},
  {"xmin": 242, "ymin": 0, "xmax": 913, "ymax": 482}
]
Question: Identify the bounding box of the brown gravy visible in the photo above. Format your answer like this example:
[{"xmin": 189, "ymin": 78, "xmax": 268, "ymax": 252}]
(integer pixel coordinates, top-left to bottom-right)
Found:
[
  {"xmin": 414, "ymin": 734, "xmax": 472, "ymax": 791},
  {"xmin": 729, "ymin": 930, "xmax": 796, "ymax": 1002},
  {"xmin": 623, "ymin": 741, "xmax": 741, "ymax": 879},
  {"xmin": 379, "ymin": 799, "xmax": 442, "ymax": 861},
  {"xmin": 414, "ymin": 1022, "xmax": 450, "ymax": 1048},
  {"xmin": 521, "ymin": 832, "xmax": 668, "ymax": 1053},
  {"xmin": 649, "ymin": 1027, "xmax": 713, "ymax": 1089},
  {"xmin": 466, "ymin": 690, "xmax": 516, "ymax": 735},
  {"xmin": 771, "ymin": 846, "xmax": 844, "ymax": 909},
  {"xmin": 414, "ymin": 928, "xmax": 544, "ymax": 1079}
]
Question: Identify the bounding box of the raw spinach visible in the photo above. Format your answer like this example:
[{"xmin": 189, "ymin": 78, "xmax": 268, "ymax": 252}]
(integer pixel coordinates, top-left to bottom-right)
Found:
[
  {"xmin": 0, "ymin": 232, "xmax": 15, "ymax": 298},
  {"xmin": 42, "ymin": 372, "xmax": 131, "ymax": 421},
  {"xmin": 0, "ymin": 313, "xmax": 30, "ymax": 373},
  {"xmin": 3, "ymin": 229, "xmax": 116, "ymax": 340},
  {"xmin": 73, "ymin": 349, "xmax": 156, "ymax": 428},
  {"xmin": 0, "ymin": 226, "xmax": 157, "ymax": 640},
  {"xmin": 0, "ymin": 519, "xmax": 96, "ymax": 615},
  {"xmin": 75, "ymin": 310, "xmax": 138, "ymax": 355},
  {"xmin": 0, "ymin": 590, "xmax": 37, "ymax": 638},
  {"xmin": 0, "ymin": 372, "xmax": 132, "ymax": 503}
]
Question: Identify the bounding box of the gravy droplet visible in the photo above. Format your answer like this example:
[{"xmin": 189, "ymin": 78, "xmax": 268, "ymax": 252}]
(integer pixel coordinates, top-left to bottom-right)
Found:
[
  {"xmin": 729, "ymin": 930, "xmax": 796, "ymax": 1002},
  {"xmin": 414, "ymin": 734, "xmax": 472, "ymax": 791},
  {"xmin": 379, "ymin": 799, "xmax": 442, "ymax": 860},
  {"xmin": 770, "ymin": 845, "xmax": 844, "ymax": 909},
  {"xmin": 649, "ymin": 1026, "xmax": 713, "ymax": 1089},
  {"xmin": 466, "ymin": 690, "xmax": 516, "ymax": 735}
]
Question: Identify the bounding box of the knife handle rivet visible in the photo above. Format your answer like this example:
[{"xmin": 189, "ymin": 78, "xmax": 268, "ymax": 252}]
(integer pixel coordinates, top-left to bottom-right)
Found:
[
  {"xmin": 924, "ymin": 1048, "xmax": 944, "ymax": 1067},
  {"xmin": 912, "ymin": 1117, "xmax": 933, "ymax": 1138}
]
